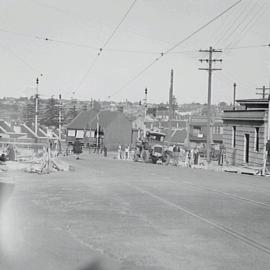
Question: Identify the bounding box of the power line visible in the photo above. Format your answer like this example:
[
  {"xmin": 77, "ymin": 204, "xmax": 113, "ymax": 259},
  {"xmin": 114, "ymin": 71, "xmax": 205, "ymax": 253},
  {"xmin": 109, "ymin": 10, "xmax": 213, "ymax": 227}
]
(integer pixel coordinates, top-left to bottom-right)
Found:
[
  {"xmin": 0, "ymin": 28, "xmax": 99, "ymax": 50},
  {"xmin": 110, "ymin": 0, "xmax": 243, "ymax": 98},
  {"xmin": 102, "ymin": 0, "xmax": 137, "ymax": 49},
  {"xmin": 0, "ymin": 42, "xmax": 41, "ymax": 74},
  {"xmin": 1, "ymin": 25, "xmax": 268, "ymax": 55},
  {"xmin": 226, "ymin": 1, "xmax": 270, "ymax": 50},
  {"xmin": 75, "ymin": 0, "xmax": 138, "ymax": 91},
  {"xmin": 214, "ymin": 0, "xmax": 259, "ymax": 48}
]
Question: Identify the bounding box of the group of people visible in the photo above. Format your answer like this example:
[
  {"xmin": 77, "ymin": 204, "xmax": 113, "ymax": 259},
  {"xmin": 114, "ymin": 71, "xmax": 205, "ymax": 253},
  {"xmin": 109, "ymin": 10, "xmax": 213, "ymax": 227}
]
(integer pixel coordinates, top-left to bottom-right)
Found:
[
  {"xmin": 165, "ymin": 145, "xmax": 200, "ymax": 167},
  {"xmin": 117, "ymin": 145, "xmax": 131, "ymax": 160}
]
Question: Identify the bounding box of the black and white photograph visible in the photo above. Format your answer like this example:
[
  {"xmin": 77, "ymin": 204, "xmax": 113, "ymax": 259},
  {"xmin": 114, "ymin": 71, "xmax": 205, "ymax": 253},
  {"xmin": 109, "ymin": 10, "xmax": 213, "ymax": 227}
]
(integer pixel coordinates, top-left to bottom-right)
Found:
[{"xmin": 1, "ymin": 0, "xmax": 270, "ymax": 269}]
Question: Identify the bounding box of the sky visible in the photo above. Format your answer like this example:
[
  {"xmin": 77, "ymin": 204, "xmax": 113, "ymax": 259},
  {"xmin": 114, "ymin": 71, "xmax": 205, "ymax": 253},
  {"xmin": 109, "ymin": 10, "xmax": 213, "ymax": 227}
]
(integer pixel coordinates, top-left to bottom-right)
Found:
[{"xmin": 0, "ymin": 0, "xmax": 269, "ymax": 104}]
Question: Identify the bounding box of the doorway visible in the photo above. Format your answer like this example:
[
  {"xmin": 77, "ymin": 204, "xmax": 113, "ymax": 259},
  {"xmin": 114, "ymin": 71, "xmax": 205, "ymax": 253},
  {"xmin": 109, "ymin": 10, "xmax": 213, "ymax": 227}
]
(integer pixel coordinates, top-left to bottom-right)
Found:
[{"xmin": 244, "ymin": 134, "xmax": 249, "ymax": 163}]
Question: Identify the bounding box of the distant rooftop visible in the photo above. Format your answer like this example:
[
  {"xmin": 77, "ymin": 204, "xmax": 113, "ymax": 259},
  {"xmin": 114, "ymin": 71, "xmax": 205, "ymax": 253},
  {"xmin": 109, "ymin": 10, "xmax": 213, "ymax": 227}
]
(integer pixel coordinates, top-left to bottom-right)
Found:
[{"xmin": 236, "ymin": 98, "xmax": 269, "ymax": 109}]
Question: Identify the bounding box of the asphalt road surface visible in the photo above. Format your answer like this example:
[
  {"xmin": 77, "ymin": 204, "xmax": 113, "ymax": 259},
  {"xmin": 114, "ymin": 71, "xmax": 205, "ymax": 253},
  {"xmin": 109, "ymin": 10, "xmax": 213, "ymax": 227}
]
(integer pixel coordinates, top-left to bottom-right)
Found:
[{"xmin": 1, "ymin": 154, "xmax": 270, "ymax": 270}]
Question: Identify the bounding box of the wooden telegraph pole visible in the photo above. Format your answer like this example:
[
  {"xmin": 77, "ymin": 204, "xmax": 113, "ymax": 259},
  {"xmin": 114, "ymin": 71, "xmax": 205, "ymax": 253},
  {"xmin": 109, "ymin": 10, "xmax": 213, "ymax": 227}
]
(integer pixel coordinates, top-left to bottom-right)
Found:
[
  {"xmin": 199, "ymin": 47, "xmax": 222, "ymax": 163},
  {"xmin": 169, "ymin": 69, "xmax": 174, "ymax": 139},
  {"xmin": 34, "ymin": 77, "xmax": 39, "ymax": 136},
  {"xmin": 256, "ymin": 86, "xmax": 270, "ymax": 99},
  {"xmin": 233, "ymin": 83, "xmax": 237, "ymax": 110},
  {"xmin": 58, "ymin": 94, "xmax": 62, "ymax": 140}
]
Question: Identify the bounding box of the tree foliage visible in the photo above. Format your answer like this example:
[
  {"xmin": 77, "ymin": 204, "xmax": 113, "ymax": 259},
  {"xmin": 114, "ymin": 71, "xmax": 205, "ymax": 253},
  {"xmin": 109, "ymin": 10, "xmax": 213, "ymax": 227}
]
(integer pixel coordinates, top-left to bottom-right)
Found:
[
  {"xmin": 22, "ymin": 97, "xmax": 35, "ymax": 126},
  {"xmin": 40, "ymin": 97, "xmax": 59, "ymax": 127}
]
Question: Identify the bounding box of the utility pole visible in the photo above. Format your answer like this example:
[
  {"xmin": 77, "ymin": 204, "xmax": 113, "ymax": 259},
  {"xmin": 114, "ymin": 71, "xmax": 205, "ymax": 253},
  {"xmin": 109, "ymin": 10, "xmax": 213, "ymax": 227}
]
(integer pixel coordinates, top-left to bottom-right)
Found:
[
  {"xmin": 169, "ymin": 69, "xmax": 174, "ymax": 139},
  {"xmin": 263, "ymin": 94, "xmax": 270, "ymax": 175},
  {"xmin": 233, "ymin": 83, "xmax": 237, "ymax": 110},
  {"xmin": 96, "ymin": 113, "xmax": 100, "ymax": 152},
  {"xmin": 58, "ymin": 94, "xmax": 62, "ymax": 140},
  {"xmin": 144, "ymin": 88, "xmax": 148, "ymax": 118},
  {"xmin": 34, "ymin": 77, "xmax": 39, "ymax": 136},
  {"xmin": 199, "ymin": 46, "xmax": 222, "ymax": 163},
  {"xmin": 256, "ymin": 86, "xmax": 270, "ymax": 99}
]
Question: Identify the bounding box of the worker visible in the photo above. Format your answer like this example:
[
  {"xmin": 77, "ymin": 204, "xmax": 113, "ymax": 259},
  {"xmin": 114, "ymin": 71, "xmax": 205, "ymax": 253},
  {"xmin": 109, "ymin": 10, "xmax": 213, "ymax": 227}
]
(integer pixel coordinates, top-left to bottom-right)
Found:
[
  {"xmin": 193, "ymin": 147, "xmax": 199, "ymax": 166},
  {"xmin": 73, "ymin": 139, "xmax": 82, "ymax": 160}
]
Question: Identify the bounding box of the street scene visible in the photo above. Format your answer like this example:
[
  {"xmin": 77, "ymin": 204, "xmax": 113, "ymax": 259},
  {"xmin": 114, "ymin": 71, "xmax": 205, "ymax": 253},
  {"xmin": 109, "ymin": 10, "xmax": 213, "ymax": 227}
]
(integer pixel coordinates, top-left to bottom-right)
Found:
[{"xmin": 1, "ymin": 0, "xmax": 270, "ymax": 269}]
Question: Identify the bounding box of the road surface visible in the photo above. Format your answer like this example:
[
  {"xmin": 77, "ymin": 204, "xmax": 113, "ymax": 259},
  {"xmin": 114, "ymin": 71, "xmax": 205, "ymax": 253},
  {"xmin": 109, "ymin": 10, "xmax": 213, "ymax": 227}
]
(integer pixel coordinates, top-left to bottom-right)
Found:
[{"xmin": 1, "ymin": 154, "xmax": 270, "ymax": 269}]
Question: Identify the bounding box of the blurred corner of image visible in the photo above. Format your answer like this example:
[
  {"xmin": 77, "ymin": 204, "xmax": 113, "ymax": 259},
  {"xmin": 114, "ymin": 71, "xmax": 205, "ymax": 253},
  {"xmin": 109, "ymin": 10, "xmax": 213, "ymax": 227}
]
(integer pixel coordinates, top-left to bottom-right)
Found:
[
  {"xmin": 0, "ymin": 181, "xmax": 15, "ymax": 265},
  {"xmin": 78, "ymin": 257, "xmax": 120, "ymax": 270}
]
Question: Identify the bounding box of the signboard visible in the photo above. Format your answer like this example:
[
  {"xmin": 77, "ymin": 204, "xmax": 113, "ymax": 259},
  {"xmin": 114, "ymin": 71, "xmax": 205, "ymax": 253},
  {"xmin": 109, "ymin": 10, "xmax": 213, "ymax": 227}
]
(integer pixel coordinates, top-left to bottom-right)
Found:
[
  {"xmin": 68, "ymin": 130, "xmax": 75, "ymax": 137},
  {"xmin": 76, "ymin": 130, "xmax": 84, "ymax": 139}
]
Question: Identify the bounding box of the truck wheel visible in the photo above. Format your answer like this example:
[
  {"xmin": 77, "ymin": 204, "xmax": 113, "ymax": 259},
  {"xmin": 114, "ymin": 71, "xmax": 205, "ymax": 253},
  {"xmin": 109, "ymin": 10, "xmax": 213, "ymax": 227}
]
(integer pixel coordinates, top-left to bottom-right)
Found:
[{"xmin": 151, "ymin": 157, "xmax": 157, "ymax": 164}]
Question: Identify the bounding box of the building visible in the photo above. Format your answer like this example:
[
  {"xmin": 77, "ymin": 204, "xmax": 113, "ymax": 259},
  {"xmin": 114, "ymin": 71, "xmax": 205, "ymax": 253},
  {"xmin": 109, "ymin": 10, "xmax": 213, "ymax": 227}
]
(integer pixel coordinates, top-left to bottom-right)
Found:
[
  {"xmin": 222, "ymin": 99, "xmax": 267, "ymax": 167},
  {"xmin": 188, "ymin": 116, "xmax": 223, "ymax": 146},
  {"xmin": 66, "ymin": 109, "xmax": 132, "ymax": 150}
]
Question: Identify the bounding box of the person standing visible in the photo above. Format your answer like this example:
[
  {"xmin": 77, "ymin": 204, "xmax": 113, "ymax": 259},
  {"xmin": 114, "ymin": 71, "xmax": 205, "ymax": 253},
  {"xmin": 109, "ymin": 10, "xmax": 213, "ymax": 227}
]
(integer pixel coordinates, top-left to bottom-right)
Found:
[
  {"xmin": 125, "ymin": 145, "xmax": 130, "ymax": 160},
  {"xmin": 73, "ymin": 139, "xmax": 82, "ymax": 160},
  {"xmin": 172, "ymin": 145, "xmax": 178, "ymax": 166},
  {"xmin": 117, "ymin": 145, "xmax": 122, "ymax": 160},
  {"xmin": 193, "ymin": 147, "xmax": 199, "ymax": 165}
]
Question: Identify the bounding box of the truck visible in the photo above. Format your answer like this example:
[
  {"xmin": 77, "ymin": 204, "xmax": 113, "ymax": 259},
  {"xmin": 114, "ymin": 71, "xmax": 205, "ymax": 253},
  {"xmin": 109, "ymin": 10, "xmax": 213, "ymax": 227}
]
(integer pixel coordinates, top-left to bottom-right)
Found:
[{"xmin": 133, "ymin": 131, "xmax": 167, "ymax": 164}]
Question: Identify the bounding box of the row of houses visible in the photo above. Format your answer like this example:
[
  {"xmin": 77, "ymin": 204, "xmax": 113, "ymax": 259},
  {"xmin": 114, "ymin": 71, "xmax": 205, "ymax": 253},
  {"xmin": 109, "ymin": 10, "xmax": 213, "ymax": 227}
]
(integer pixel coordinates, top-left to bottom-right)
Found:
[
  {"xmin": 0, "ymin": 120, "xmax": 61, "ymax": 143},
  {"xmin": 66, "ymin": 97, "xmax": 270, "ymax": 169},
  {"xmin": 65, "ymin": 108, "xmax": 223, "ymax": 150},
  {"xmin": 1, "ymin": 96, "xmax": 269, "ymax": 169}
]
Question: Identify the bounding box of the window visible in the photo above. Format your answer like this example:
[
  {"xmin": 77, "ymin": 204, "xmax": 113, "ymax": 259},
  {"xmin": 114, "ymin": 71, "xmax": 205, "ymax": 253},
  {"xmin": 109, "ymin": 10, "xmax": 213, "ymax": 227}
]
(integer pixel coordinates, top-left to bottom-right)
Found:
[
  {"xmin": 76, "ymin": 130, "xmax": 84, "ymax": 138},
  {"xmin": 232, "ymin": 126, "xmax": 236, "ymax": 148},
  {"xmin": 255, "ymin": 127, "xmax": 259, "ymax": 152},
  {"xmin": 67, "ymin": 129, "xmax": 75, "ymax": 137}
]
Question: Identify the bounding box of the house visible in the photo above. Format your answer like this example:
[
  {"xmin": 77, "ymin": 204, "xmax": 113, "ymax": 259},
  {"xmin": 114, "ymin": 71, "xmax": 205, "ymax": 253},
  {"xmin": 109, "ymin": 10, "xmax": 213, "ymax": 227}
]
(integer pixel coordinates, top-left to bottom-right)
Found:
[
  {"xmin": 222, "ymin": 99, "xmax": 267, "ymax": 167},
  {"xmin": 0, "ymin": 120, "xmax": 27, "ymax": 140},
  {"xmin": 67, "ymin": 109, "xmax": 132, "ymax": 150},
  {"xmin": 188, "ymin": 116, "xmax": 223, "ymax": 146}
]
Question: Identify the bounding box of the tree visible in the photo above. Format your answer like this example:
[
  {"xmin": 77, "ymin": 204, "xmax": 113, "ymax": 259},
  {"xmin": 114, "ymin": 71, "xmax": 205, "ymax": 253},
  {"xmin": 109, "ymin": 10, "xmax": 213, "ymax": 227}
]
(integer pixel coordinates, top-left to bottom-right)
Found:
[
  {"xmin": 64, "ymin": 103, "xmax": 79, "ymax": 124},
  {"xmin": 22, "ymin": 97, "xmax": 35, "ymax": 126},
  {"xmin": 41, "ymin": 97, "xmax": 59, "ymax": 127}
]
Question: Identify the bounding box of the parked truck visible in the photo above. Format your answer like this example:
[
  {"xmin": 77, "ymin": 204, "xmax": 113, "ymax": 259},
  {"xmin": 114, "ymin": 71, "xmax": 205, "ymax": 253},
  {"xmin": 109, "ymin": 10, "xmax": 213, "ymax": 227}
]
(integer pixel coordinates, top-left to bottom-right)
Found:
[{"xmin": 133, "ymin": 131, "xmax": 167, "ymax": 164}]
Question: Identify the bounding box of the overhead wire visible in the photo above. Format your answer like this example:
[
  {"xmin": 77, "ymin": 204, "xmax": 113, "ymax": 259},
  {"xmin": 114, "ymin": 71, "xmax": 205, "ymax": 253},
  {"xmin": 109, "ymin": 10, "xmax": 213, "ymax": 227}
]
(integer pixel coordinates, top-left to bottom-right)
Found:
[
  {"xmin": 206, "ymin": 1, "xmax": 247, "ymax": 48},
  {"xmin": 75, "ymin": 0, "xmax": 138, "ymax": 91},
  {"xmin": 225, "ymin": 1, "xmax": 270, "ymax": 50},
  {"xmin": 213, "ymin": 0, "xmax": 257, "ymax": 48},
  {"xmin": 0, "ymin": 41, "xmax": 41, "ymax": 74},
  {"xmin": 109, "ymin": 0, "xmax": 243, "ymax": 98},
  {"xmin": 1, "ymin": 25, "xmax": 268, "ymax": 55}
]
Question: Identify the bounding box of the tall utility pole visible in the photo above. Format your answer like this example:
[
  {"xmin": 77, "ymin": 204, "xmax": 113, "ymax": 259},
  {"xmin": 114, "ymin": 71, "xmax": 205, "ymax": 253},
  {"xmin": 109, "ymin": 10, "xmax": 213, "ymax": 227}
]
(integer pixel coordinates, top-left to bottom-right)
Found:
[
  {"xmin": 256, "ymin": 86, "xmax": 270, "ymax": 99},
  {"xmin": 169, "ymin": 69, "xmax": 174, "ymax": 139},
  {"xmin": 58, "ymin": 94, "xmax": 62, "ymax": 140},
  {"xmin": 34, "ymin": 77, "xmax": 39, "ymax": 136},
  {"xmin": 144, "ymin": 88, "xmax": 148, "ymax": 118},
  {"xmin": 263, "ymin": 94, "xmax": 270, "ymax": 175},
  {"xmin": 199, "ymin": 46, "xmax": 222, "ymax": 163},
  {"xmin": 233, "ymin": 83, "xmax": 237, "ymax": 110}
]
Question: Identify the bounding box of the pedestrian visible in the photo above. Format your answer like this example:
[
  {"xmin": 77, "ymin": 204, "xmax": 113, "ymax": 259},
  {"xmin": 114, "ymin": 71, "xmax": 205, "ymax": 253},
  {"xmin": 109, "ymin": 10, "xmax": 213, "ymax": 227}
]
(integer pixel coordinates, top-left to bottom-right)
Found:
[
  {"xmin": 193, "ymin": 147, "xmax": 199, "ymax": 166},
  {"xmin": 218, "ymin": 144, "xmax": 225, "ymax": 166},
  {"xmin": 117, "ymin": 145, "xmax": 122, "ymax": 160},
  {"xmin": 73, "ymin": 139, "xmax": 82, "ymax": 160},
  {"xmin": 103, "ymin": 145, "xmax": 107, "ymax": 157},
  {"xmin": 172, "ymin": 145, "xmax": 178, "ymax": 166},
  {"xmin": 125, "ymin": 145, "xmax": 129, "ymax": 160},
  {"xmin": 185, "ymin": 150, "xmax": 191, "ymax": 167}
]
